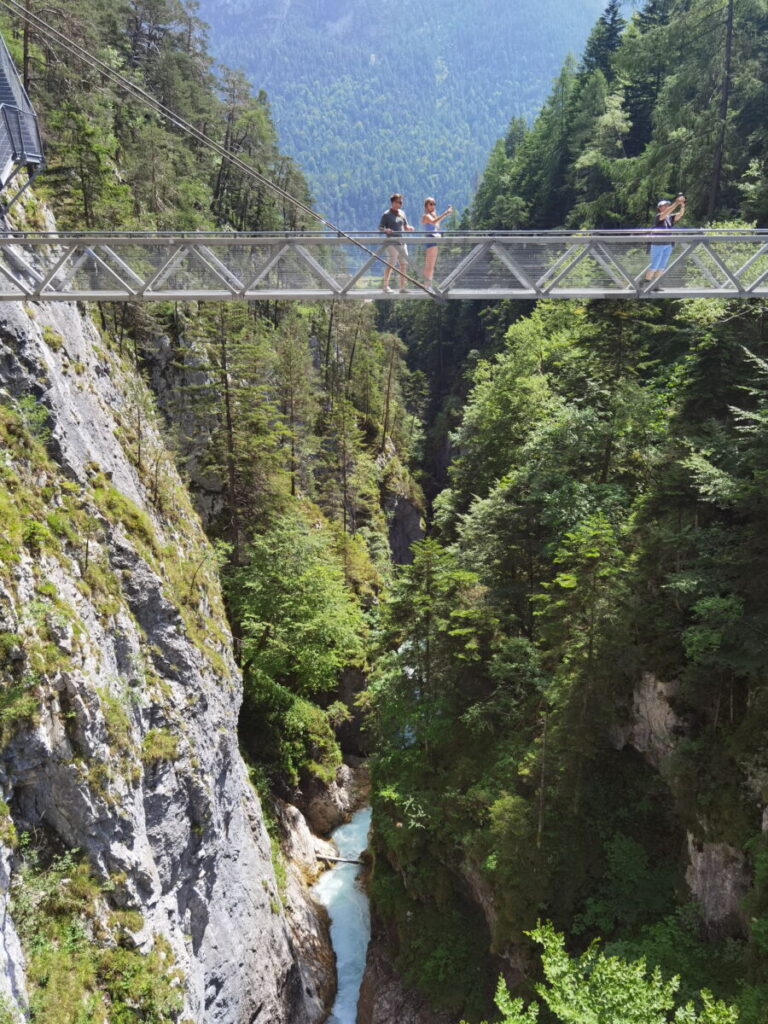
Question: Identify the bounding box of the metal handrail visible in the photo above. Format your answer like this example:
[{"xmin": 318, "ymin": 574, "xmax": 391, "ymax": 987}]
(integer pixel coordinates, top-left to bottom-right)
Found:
[
  {"xmin": 0, "ymin": 32, "xmax": 44, "ymax": 211},
  {"xmin": 0, "ymin": 230, "xmax": 766, "ymax": 302},
  {"xmin": 0, "ymin": 229, "xmax": 765, "ymax": 240}
]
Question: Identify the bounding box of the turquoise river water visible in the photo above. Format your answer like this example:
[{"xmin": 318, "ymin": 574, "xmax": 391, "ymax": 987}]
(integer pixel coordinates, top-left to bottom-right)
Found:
[{"xmin": 312, "ymin": 807, "xmax": 372, "ymax": 1024}]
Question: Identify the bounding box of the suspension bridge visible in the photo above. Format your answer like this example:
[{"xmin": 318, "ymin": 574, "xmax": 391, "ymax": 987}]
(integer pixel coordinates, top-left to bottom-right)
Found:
[
  {"xmin": 1, "ymin": 229, "xmax": 767, "ymax": 303},
  {"xmin": 0, "ymin": 16, "xmax": 765, "ymax": 306}
]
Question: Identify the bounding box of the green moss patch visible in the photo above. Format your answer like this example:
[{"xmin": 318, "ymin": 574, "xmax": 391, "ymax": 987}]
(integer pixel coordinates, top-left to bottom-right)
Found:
[{"xmin": 11, "ymin": 846, "xmax": 185, "ymax": 1023}]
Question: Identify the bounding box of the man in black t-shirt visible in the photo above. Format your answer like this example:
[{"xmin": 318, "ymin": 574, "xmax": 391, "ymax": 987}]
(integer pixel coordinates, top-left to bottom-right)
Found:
[{"xmin": 378, "ymin": 193, "xmax": 414, "ymax": 292}]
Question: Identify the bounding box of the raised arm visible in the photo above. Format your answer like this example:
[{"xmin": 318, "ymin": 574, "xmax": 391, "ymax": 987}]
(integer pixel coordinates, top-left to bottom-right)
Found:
[{"xmin": 422, "ymin": 206, "xmax": 453, "ymax": 226}]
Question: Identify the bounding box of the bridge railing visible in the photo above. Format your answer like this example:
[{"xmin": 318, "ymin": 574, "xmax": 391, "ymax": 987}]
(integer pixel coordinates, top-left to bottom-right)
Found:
[
  {"xmin": 0, "ymin": 104, "xmax": 44, "ymax": 169},
  {"xmin": 0, "ymin": 33, "xmax": 44, "ymax": 184},
  {"xmin": 0, "ymin": 229, "xmax": 766, "ymax": 301}
]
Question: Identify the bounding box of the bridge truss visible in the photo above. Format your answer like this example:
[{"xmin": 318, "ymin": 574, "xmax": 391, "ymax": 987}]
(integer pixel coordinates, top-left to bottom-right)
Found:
[{"xmin": 0, "ymin": 230, "xmax": 767, "ymax": 302}]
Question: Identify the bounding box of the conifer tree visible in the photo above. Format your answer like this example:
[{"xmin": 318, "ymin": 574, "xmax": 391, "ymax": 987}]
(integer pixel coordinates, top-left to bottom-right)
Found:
[{"xmin": 581, "ymin": 0, "xmax": 626, "ymax": 83}]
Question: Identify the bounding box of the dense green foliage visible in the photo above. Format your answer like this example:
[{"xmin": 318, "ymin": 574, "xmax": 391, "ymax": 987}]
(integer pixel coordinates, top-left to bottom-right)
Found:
[
  {"xmin": 227, "ymin": 513, "xmax": 366, "ymax": 784},
  {"xmin": 364, "ymin": 4, "xmax": 768, "ymax": 1018},
  {"xmin": 196, "ymin": 0, "xmax": 606, "ymax": 228},
  {"xmin": 3, "ymin": 0, "xmax": 312, "ymax": 232},
  {"xmin": 466, "ymin": 923, "xmax": 739, "ymax": 1024},
  {"xmin": 471, "ymin": 0, "xmax": 768, "ymax": 228},
  {"xmin": 150, "ymin": 297, "xmax": 423, "ymax": 784},
  {"xmin": 368, "ymin": 293, "xmax": 768, "ymax": 1020}
]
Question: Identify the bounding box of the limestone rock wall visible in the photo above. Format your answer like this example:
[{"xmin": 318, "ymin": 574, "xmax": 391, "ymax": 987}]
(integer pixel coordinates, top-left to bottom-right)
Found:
[
  {"xmin": 0, "ymin": 297, "xmax": 325, "ymax": 1023},
  {"xmin": 611, "ymin": 672, "xmax": 753, "ymax": 937}
]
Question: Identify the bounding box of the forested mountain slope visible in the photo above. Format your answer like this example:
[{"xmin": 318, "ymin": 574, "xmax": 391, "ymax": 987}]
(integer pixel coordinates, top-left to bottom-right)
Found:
[
  {"xmin": 365, "ymin": 1, "xmax": 768, "ymax": 1022},
  {"xmin": 469, "ymin": 0, "xmax": 767, "ymax": 228},
  {"xmin": 196, "ymin": 0, "xmax": 606, "ymax": 228}
]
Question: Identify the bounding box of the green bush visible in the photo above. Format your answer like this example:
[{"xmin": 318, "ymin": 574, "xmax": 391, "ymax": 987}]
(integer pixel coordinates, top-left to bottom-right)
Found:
[
  {"xmin": 22, "ymin": 519, "xmax": 55, "ymax": 553},
  {"xmin": 0, "ymin": 683, "xmax": 38, "ymax": 742},
  {"xmin": 240, "ymin": 673, "xmax": 341, "ymax": 785},
  {"xmin": 466, "ymin": 923, "xmax": 740, "ymax": 1024}
]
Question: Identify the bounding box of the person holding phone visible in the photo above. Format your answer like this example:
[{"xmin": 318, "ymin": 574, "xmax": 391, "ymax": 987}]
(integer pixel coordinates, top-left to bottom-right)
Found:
[
  {"xmin": 645, "ymin": 194, "xmax": 686, "ymax": 287},
  {"xmin": 420, "ymin": 197, "xmax": 453, "ymax": 284}
]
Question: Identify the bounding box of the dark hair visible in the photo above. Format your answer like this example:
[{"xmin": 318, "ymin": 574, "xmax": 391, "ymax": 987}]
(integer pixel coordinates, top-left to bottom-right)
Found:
[{"xmin": 390, "ymin": 193, "xmax": 403, "ymax": 203}]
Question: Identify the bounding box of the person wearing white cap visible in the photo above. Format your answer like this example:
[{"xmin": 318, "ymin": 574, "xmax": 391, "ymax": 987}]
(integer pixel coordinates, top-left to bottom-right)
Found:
[{"xmin": 645, "ymin": 194, "xmax": 686, "ymax": 287}]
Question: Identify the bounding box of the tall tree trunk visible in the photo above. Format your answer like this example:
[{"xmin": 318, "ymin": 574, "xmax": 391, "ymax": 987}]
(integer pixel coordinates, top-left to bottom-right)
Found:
[
  {"xmin": 347, "ymin": 307, "xmax": 365, "ymax": 383},
  {"xmin": 219, "ymin": 310, "xmax": 241, "ymax": 561},
  {"xmin": 536, "ymin": 711, "xmax": 548, "ymax": 848},
  {"xmin": 22, "ymin": 0, "xmax": 31, "ymax": 93},
  {"xmin": 289, "ymin": 389, "xmax": 297, "ymax": 496},
  {"xmin": 707, "ymin": 0, "xmax": 734, "ymax": 220},
  {"xmin": 380, "ymin": 338, "xmax": 397, "ymax": 453},
  {"xmin": 324, "ymin": 300, "xmax": 336, "ymax": 396}
]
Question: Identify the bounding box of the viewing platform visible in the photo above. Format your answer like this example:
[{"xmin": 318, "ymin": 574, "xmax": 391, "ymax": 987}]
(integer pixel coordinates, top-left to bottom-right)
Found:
[
  {"xmin": 0, "ymin": 33, "xmax": 44, "ymax": 211},
  {"xmin": 0, "ymin": 229, "xmax": 766, "ymax": 302}
]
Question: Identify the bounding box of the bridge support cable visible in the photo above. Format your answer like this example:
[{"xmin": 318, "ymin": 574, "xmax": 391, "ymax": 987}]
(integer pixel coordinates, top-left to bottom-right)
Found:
[{"xmin": 0, "ymin": 0, "xmax": 433, "ymax": 298}]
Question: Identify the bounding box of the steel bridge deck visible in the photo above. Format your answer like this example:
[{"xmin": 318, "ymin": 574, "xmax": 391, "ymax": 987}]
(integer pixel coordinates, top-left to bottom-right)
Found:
[{"xmin": 0, "ymin": 229, "xmax": 766, "ymax": 302}]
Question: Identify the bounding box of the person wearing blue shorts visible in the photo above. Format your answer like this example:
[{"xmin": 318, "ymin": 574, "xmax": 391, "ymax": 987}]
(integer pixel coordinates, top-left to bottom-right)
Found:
[{"xmin": 645, "ymin": 195, "xmax": 686, "ymax": 288}]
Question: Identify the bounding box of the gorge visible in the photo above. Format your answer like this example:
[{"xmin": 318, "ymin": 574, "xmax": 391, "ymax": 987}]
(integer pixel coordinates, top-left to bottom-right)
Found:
[{"xmin": 1, "ymin": 0, "xmax": 768, "ymax": 1022}]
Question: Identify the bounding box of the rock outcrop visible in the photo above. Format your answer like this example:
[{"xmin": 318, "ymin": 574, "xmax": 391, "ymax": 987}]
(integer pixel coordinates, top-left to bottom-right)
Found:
[
  {"xmin": 0, "ymin": 296, "xmax": 326, "ymax": 1022},
  {"xmin": 357, "ymin": 917, "xmax": 452, "ymax": 1024},
  {"xmin": 610, "ymin": 672, "xmax": 751, "ymax": 938},
  {"xmin": 295, "ymin": 760, "xmax": 370, "ymax": 837},
  {"xmin": 685, "ymin": 836, "xmax": 750, "ymax": 938},
  {"xmin": 609, "ymin": 672, "xmax": 683, "ymax": 769}
]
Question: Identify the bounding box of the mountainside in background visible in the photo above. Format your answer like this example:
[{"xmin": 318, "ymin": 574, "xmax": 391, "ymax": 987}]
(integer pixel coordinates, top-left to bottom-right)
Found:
[{"xmin": 196, "ymin": 0, "xmax": 606, "ymax": 229}]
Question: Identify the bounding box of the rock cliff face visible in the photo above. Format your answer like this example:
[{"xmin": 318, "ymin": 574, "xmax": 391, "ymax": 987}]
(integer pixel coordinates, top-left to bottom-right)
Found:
[
  {"xmin": 610, "ymin": 673, "xmax": 753, "ymax": 937},
  {"xmin": 0, "ymin": 296, "xmax": 326, "ymax": 1022},
  {"xmin": 357, "ymin": 918, "xmax": 452, "ymax": 1024}
]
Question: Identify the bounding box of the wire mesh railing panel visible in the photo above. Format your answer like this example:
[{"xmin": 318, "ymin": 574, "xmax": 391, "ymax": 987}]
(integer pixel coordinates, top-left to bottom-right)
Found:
[
  {"xmin": 0, "ymin": 35, "xmax": 30, "ymax": 114},
  {"xmin": 0, "ymin": 31, "xmax": 44, "ymax": 171},
  {"xmin": 0, "ymin": 124, "xmax": 13, "ymax": 176},
  {"xmin": 16, "ymin": 108, "xmax": 43, "ymax": 163}
]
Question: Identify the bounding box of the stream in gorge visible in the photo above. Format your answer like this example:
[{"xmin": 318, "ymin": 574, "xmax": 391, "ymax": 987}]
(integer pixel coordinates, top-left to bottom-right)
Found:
[{"xmin": 312, "ymin": 806, "xmax": 372, "ymax": 1024}]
